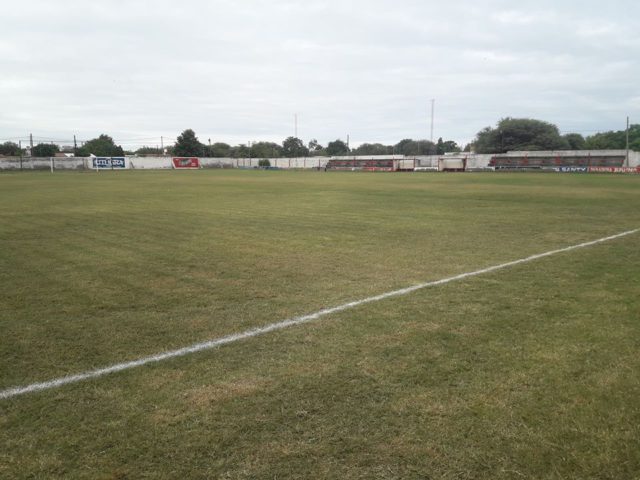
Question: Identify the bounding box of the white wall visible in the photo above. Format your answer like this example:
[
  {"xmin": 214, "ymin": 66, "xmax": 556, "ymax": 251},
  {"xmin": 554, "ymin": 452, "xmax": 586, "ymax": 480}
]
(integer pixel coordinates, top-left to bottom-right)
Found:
[
  {"xmin": 232, "ymin": 157, "xmax": 329, "ymax": 169},
  {"xmin": 1, "ymin": 151, "xmax": 638, "ymax": 170},
  {"xmin": 0, "ymin": 157, "xmax": 87, "ymax": 170}
]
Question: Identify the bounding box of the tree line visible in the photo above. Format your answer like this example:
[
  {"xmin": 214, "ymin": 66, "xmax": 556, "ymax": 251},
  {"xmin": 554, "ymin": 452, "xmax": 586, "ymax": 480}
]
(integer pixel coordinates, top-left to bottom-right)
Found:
[
  {"xmin": 1, "ymin": 119, "xmax": 638, "ymax": 158},
  {"xmin": 0, "ymin": 134, "xmax": 125, "ymax": 158},
  {"xmin": 0, "ymin": 130, "xmax": 461, "ymax": 158},
  {"xmin": 473, "ymin": 118, "xmax": 640, "ymax": 154},
  {"xmin": 149, "ymin": 129, "xmax": 463, "ymax": 158}
]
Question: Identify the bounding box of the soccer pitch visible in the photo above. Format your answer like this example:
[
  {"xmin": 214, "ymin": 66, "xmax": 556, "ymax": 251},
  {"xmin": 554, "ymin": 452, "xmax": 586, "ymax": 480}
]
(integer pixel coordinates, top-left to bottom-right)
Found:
[{"xmin": 1, "ymin": 170, "xmax": 639, "ymax": 478}]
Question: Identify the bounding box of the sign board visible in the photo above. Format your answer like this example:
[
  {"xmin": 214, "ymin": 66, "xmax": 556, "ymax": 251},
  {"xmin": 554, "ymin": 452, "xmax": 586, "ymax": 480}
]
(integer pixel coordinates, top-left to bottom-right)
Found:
[
  {"xmin": 93, "ymin": 157, "xmax": 126, "ymax": 169},
  {"xmin": 172, "ymin": 157, "xmax": 200, "ymax": 169},
  {"xmin": 554, "ymin": 167, "xmax": 588, "ymax": 173},
  {"xmin": 589, "ymin": 166, "xmax": 640, "ymax": 174}
]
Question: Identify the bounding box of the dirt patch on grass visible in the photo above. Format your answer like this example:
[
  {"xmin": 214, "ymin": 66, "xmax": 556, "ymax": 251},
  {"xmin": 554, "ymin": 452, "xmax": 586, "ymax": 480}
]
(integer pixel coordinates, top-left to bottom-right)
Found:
[{"xmin": 183, "ymin": 377, "xmax": 272, "ymax": 408}]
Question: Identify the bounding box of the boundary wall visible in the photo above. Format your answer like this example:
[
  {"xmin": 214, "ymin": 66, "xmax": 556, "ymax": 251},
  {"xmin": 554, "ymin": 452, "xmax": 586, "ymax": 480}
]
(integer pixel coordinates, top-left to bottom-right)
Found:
[
  {"xmin": 0, "ymin": 151, "xmax": 638, "ymax": 171},
  {"xmin": 0, "ymin": 156, "xmax": 330, "ymax": 171}
]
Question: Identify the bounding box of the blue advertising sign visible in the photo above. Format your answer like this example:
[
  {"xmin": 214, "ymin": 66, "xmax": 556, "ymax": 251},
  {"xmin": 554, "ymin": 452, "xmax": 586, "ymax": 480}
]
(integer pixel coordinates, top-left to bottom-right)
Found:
[
  {"xmin": 93, "ymin": 157, "xmax": 126, "ymax": 169},
  {"xmin": 111, "ymin": 157, "xmax": 126, "ymax": 168},
  {"xmin": 554, "ymin": 167, "xmax": 587, "ymax": 173}
]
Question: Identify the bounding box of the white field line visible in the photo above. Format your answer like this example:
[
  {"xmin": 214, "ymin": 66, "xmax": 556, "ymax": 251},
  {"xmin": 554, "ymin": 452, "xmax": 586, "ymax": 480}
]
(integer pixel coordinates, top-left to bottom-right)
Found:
[{"xmin": 1, "ymin": 228, "xmax": 637, "ymax": 400}]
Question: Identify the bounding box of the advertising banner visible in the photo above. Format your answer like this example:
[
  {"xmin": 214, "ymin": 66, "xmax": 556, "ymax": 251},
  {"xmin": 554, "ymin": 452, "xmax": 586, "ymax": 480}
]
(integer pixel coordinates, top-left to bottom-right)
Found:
[
  {"xmin": 554, "ymin": 167, "xmax": 588, "ymax": 173},
  {"xmin": 589, "ymin": 166, "xmax": 640, "ymax": 174},
  {"xmin": 93, "ymin": 157, "xmax": 126, "ymax": 169},
  {"xmin": 172, "ymin": 157, "xmax": 200, "ymax": 169}
]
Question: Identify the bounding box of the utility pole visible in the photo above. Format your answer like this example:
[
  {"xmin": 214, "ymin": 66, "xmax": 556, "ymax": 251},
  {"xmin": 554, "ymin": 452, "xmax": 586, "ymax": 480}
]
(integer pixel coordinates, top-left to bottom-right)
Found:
[
  {"xmin": 626, "ymin": 116, "xmax": 630, "ymax": 167},
  {"xmin": 29, "ymin": 133, "xmax": 33, "ymax": 156},
  {"xmin": 19, "ymin": 140, "xmax": 23, "ymax": 170},
  {"xmin": 346, "ymin": 134, "xmax": 350, "ymax": 151},
  {"xmin": 430, "ymin": 99, "xmax": 435, "ymax": 143},
  {"xmin": 160, "ymin": 136, "xmax": 164, "ymax": 155},
  {"xmin": 73, "ymin": 135, "xmax": 77, "ymax": 156}
]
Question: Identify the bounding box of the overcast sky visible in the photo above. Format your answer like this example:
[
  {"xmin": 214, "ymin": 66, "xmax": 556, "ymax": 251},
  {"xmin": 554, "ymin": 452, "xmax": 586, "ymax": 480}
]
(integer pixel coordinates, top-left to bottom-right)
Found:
[{"xmin": 1, "ymin": 0, "xmax": 639, "ymax": 149}]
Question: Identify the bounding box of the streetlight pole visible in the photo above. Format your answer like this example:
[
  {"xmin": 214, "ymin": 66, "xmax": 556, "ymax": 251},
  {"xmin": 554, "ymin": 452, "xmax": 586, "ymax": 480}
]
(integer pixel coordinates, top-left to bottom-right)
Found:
[{"xmin": 430, "ymin": 99, "xmax": 435, "ymax": 143}]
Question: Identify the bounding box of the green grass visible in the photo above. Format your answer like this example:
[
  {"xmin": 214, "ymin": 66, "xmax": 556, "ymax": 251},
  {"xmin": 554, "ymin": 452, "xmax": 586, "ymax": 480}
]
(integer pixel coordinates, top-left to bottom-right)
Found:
[{"xmin": 1, "ymin": 170, "xmax": 639, "ymax": 478}]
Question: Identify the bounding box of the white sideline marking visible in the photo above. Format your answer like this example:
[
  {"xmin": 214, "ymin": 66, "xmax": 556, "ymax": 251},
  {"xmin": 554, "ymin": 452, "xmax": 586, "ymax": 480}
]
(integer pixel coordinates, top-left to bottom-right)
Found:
[{"xmin": 1, "ymin": 228, "xmax": 637, "ymax": 400}]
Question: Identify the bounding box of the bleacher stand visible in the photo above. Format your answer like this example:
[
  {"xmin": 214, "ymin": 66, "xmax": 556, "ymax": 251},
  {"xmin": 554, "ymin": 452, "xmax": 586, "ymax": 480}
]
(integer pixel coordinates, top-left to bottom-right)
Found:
[
  {"xmin": 325, "ymin": 158, "xmax": 395, "ymax": 171},
  {"xmin": 489, "ymin": 153, "xmax": 625, "ymax": 170}
]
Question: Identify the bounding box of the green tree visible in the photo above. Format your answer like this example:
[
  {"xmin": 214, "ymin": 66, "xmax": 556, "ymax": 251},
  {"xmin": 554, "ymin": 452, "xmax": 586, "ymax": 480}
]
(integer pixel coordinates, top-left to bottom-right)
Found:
[
  {"xmin": 231, "ymin": 144, "xmax": 249, "ymax": 158},
  {"xmin": 585, "ymin": 125, "xmax": 640, "ymax": 150},
  {"xmin": 474, "ymin": 118, "xmax": 569, "ymax": 154},
  {"xmin": 135, "ymin": 146, "xmax": 162, "ymax": 155},
  {"xmin": 32, "ymin": 143, "xmax": 60, "ymax": 157},
  {"xmin": 308, "ymin": 139, "xmax": 323, "ymax": 153},
  {"xmin": 282, "ymin": 137, "xmax": 309, "ymax": 157},
  {"xmin": 585, "ymin": 131, "xmax": 621, "ymax": 149},
  {"xmin": 326, "ymin": 139, "xmax": 350, "ymax": 156},
  {"xmin": 436, "ymin": 137, "xmax": 461, "ymax": 154},
  {"xmin": 250, "ymin": 142, "xmax": 283, "ymax": 158},
  {"xmin": 0, "ymin": 141, "xmax": 23, "ymax": 156},
  {"xmin": 563, "ymin": 133, "xmax": 586, "ymax": 150},
  {"xmin": 174, "ymin": 129, "xmax": 204, "ymax": 156},
  {"xmin": 394, "ymin": 139, "xmax": 436, "ymax": 155},
  {"xmin": 632, "ymin": 125, "xmax": 640, "ymax": 151},
  {"xmin": 205, "ymin": 142, "xmax": 231, "ymax": 157},
  {"xmin": 308, "ymin": 139, "xmax": 326, "ymax": 156},
  {"xmin": 76, "ymin": 134, "xmax": 125, "ymax": 156},
  {"xmin": 352, "ymin": 143, "xmax": 392, "ymax": 155}
]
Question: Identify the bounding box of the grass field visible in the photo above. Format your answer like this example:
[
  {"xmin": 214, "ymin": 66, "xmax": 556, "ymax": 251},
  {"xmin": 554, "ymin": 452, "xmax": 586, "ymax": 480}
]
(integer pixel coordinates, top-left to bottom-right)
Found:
[{"xmin": 1, "ymin": 170, "xmax": 639, "ymax": 479}]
